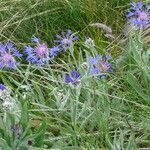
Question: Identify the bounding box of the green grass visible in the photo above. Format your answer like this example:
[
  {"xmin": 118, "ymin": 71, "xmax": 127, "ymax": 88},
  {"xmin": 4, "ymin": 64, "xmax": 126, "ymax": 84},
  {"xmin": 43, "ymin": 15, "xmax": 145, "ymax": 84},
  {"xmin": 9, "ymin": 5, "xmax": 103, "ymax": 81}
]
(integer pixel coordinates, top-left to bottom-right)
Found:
[
  {"xmin": 1, "ymin": 0, "xmax": 150, "ymax": 149},
  {"xmin": 0, "ymin": 0, "xmax": 131, "ymax": 44}
]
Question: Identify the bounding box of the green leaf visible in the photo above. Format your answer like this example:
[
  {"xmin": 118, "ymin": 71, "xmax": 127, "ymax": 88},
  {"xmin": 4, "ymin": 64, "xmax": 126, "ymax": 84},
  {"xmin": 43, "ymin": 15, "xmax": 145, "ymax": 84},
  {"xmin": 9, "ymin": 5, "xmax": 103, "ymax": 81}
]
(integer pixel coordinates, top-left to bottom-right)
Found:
[
  {"xmin": 127, "ymin": 73, "xmax": 149, "ymax": 101},
  {"xmin": 32, "ymin": 82, "xmax": 45, "ymax": 104},
  {"xmin": 20, "ymin": 102, "xmax": 29, "ymax": 131},
  {"xmin": 3, "ymin": 113, "xmax": 16, "ymax": 147},
  {"xmin": 62, "ymin": 146, "xmax": 82, "ymax": 150},
  {"xmin": 126, "ymin": 135, "xmax": 136, "ymax": 150},
  {"xmin": 0, "ymin": 138, "xmax": 12, "ymax": 150},
  {"xmin": 34, "ymin": 120, "xmax": 46, "ymax": 147}
]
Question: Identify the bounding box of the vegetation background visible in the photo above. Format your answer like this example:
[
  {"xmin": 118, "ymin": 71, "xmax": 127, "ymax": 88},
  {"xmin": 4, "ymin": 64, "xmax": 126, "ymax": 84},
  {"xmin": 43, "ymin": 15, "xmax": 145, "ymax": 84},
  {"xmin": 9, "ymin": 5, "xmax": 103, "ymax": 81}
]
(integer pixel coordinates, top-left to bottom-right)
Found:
[
  {"xmin": 1, "ymin": 0, "xmax": 150, "ymax": 150},
  {"xmin": 0, "ymin": 0, "xmax": 131, "ymax": 45}
]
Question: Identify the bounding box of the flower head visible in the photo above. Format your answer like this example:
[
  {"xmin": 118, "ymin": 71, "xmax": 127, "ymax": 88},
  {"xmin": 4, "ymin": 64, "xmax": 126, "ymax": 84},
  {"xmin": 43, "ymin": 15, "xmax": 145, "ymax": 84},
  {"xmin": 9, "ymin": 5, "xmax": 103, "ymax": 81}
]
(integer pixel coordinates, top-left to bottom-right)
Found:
[
  {"xmin": 11, "ymin": 123, "xmax": 22, "ymax": 139},
  {"xmin": 0, "ymin": 42, "xmax": 22, "ymax": 69},
  {"xmin": 88, "ymin": 54, "xmax": 112, "ymax": 78},
  {"xmin": 25, "ymin": 36, "xmax": 51, "ymax": 65},
  {"xmin": 50, "ymin": 46, "xmax": 60, "ymax": 57},
  {"xmin": 0, "ymin": 84, "xmax": 6, "ymax": 91},
  {"xmin": 28, "ymin": 140, "xmax": 33, "ymax": 145},
  {"xmin": 65, "ymin": 70, "xmax": 80, "ymax": 85},
  {"xmin": 127, "ymin": 2, "xmax": 150, "ymax": 28},
  {"xmin": 54, "ymin": 30, "xmax": 78, "ymax": 51}
]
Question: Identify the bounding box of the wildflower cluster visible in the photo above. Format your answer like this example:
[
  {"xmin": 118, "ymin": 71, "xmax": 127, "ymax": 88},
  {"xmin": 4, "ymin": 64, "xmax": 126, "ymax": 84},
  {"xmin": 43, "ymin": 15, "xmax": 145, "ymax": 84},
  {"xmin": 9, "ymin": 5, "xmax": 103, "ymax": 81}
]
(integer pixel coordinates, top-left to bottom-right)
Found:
[
  {"xmin": 25, "ymin": 37, "xmax": 52, "ymax": 65},
  {"xmin": 0, "ymin": 42, "xmax": 22, "ymax": 69},
  {"xmin": 64, "ymin": 54, "xmax": 112, "ymax": 87},
  {"xmin": 65, "ymin": 70, "xmax": 81, "ymax": 85},
  {"xmin": 54, "ymin": 29, "xmax": 78, "ymax": 51},
  {"xmin": 1, "ymin": 1, "xmax": 149, "ymax": 70},
  {"xmin": 127, "ymin": 2, "xmax": 150, "ymax": 28},
  {"xmin": 0, "ymin": 1, "xmax": 150, "ymax": 149},
  {"xmin": 0, "ymin": 30, "xmax": 77, "ymax": 69},
  {"xmin": 0, "ymin": 2, "xmax": 149, "ymax": 86},
  {"xmin": 88, "ymin": 54, "xmax": 112, "ymax": 78},
  {"xmin": 0, "ymin": 29, "xmax": 113, "ymax": 89}
]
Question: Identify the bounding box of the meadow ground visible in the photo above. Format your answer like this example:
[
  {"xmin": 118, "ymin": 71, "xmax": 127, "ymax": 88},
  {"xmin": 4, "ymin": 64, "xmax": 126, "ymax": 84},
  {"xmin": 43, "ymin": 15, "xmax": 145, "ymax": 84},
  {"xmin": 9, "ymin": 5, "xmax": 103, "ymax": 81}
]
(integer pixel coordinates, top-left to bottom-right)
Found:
[{"xmin": 0, "ymin": 0, "xmax": 150, "ymax": 149}]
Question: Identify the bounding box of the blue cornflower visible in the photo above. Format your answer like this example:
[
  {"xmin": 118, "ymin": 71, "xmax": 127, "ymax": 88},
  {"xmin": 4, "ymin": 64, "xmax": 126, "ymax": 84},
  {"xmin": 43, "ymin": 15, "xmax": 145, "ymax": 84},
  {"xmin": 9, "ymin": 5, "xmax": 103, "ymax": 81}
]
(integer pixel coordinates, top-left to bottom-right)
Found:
[
  {"xmin": 65, "ymin": 70, "xmax": 80, "ymax": 85},
  {"xmin": 127, "ymin": 2, "xmax": 150, "ymax": 28},
  {"xmin": 50, "ymin": 46, "xmax": 60, "ymax": 57},
  {"xmin": 88, "ymin": 54, "xmax": 112, "ymax": 78},
  {"xmin": 25, "ymin": 36, "xmax": 51, "ymax": 65},
  {"xmin": 0, "ymin": 42, "xmax": 22, "ymax": 69},
  {"xmin": 0, "ymin": 84, "xmax": 6, "ymax": 91},
  {"xmin": 54, "ymin": 30, "xmax": 78, "ymax": 51}
]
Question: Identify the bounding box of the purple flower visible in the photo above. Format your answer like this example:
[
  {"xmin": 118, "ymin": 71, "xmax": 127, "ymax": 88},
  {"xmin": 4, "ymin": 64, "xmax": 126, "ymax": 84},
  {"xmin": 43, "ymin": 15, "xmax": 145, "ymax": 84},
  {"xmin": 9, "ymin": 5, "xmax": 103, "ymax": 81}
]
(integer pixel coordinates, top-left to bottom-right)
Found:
[
  {"xmin": 27, "ymin": 140, "xmax": 33, "ymax": 145},
  {"xmin": 65, "ymin": 70, "xmax": 80, "ymax": 85},
  {"xmin": 31, "ymin": 36, "xmax": 40, "ymax": 43},
  {"xmin": 50, "ymin": 46, "xmax": 60, "ymax": 57},
  {"xmin": 0, "ymin": 84, "xmax": 6, "ymax": 91},
  {"xmin": 127, "ymin": 2, "xmax": 150, "ymax": 28},
  {"xmin": 88, "ymin": 54, "xmax": 112, "ymax": 78},
  {"xmin": 25, "ymin": 37, "xmax": 51, "ymax": 65},
  {"xmin": 11, "ymin": 123, "xmax": 22, "ymax": 139},
  {"xmin": 54, "ymin": 29, "xmax": 78, "ymax": 51},
  {"xmin": 0, "ymin": 42, "xmax": 22, "ymax": 69}
]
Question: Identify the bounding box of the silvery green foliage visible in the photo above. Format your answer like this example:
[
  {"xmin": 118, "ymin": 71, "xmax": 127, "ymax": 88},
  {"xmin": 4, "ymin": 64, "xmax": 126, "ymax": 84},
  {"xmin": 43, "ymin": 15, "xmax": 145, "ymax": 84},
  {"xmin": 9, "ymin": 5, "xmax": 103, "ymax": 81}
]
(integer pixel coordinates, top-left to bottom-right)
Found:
[
  {"xmin": 53, "ymin": 89, "xmax": 70, "ymax": 109},
  {"xmin": 0, "ymin": 86, "xmax": 11, "ymax": 100},
  {"xmin": 122, "ymin": 23, "xmax": 138, "ymax": 37},
  {"xmin": 109, "ymin": 130, "xmax": 136, "ymax": 150},
  {"xmin": 0, "ymin": 86, "xmax": 21, "ymax": 122},
  {"xmin": 84, "ymin": 37, "xmax": 95, "ymax": 49},
  {"xmin": 121, "ymin": 23, "xmax": 150, "ymax": 44},
  {"xmin": 0, "ymin": 101, "xmax": 46, "ymax": 149},
  {"xmin": 20, "ymin": 85, "xmax": 31, "ymax": 100},
  {"xmin": 0, "ymin": 87, "xmax": 13, "ymax": 112},
  {"xmin": 117, "ymin": 25, "xmax": 150, "ymax": 102}
]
